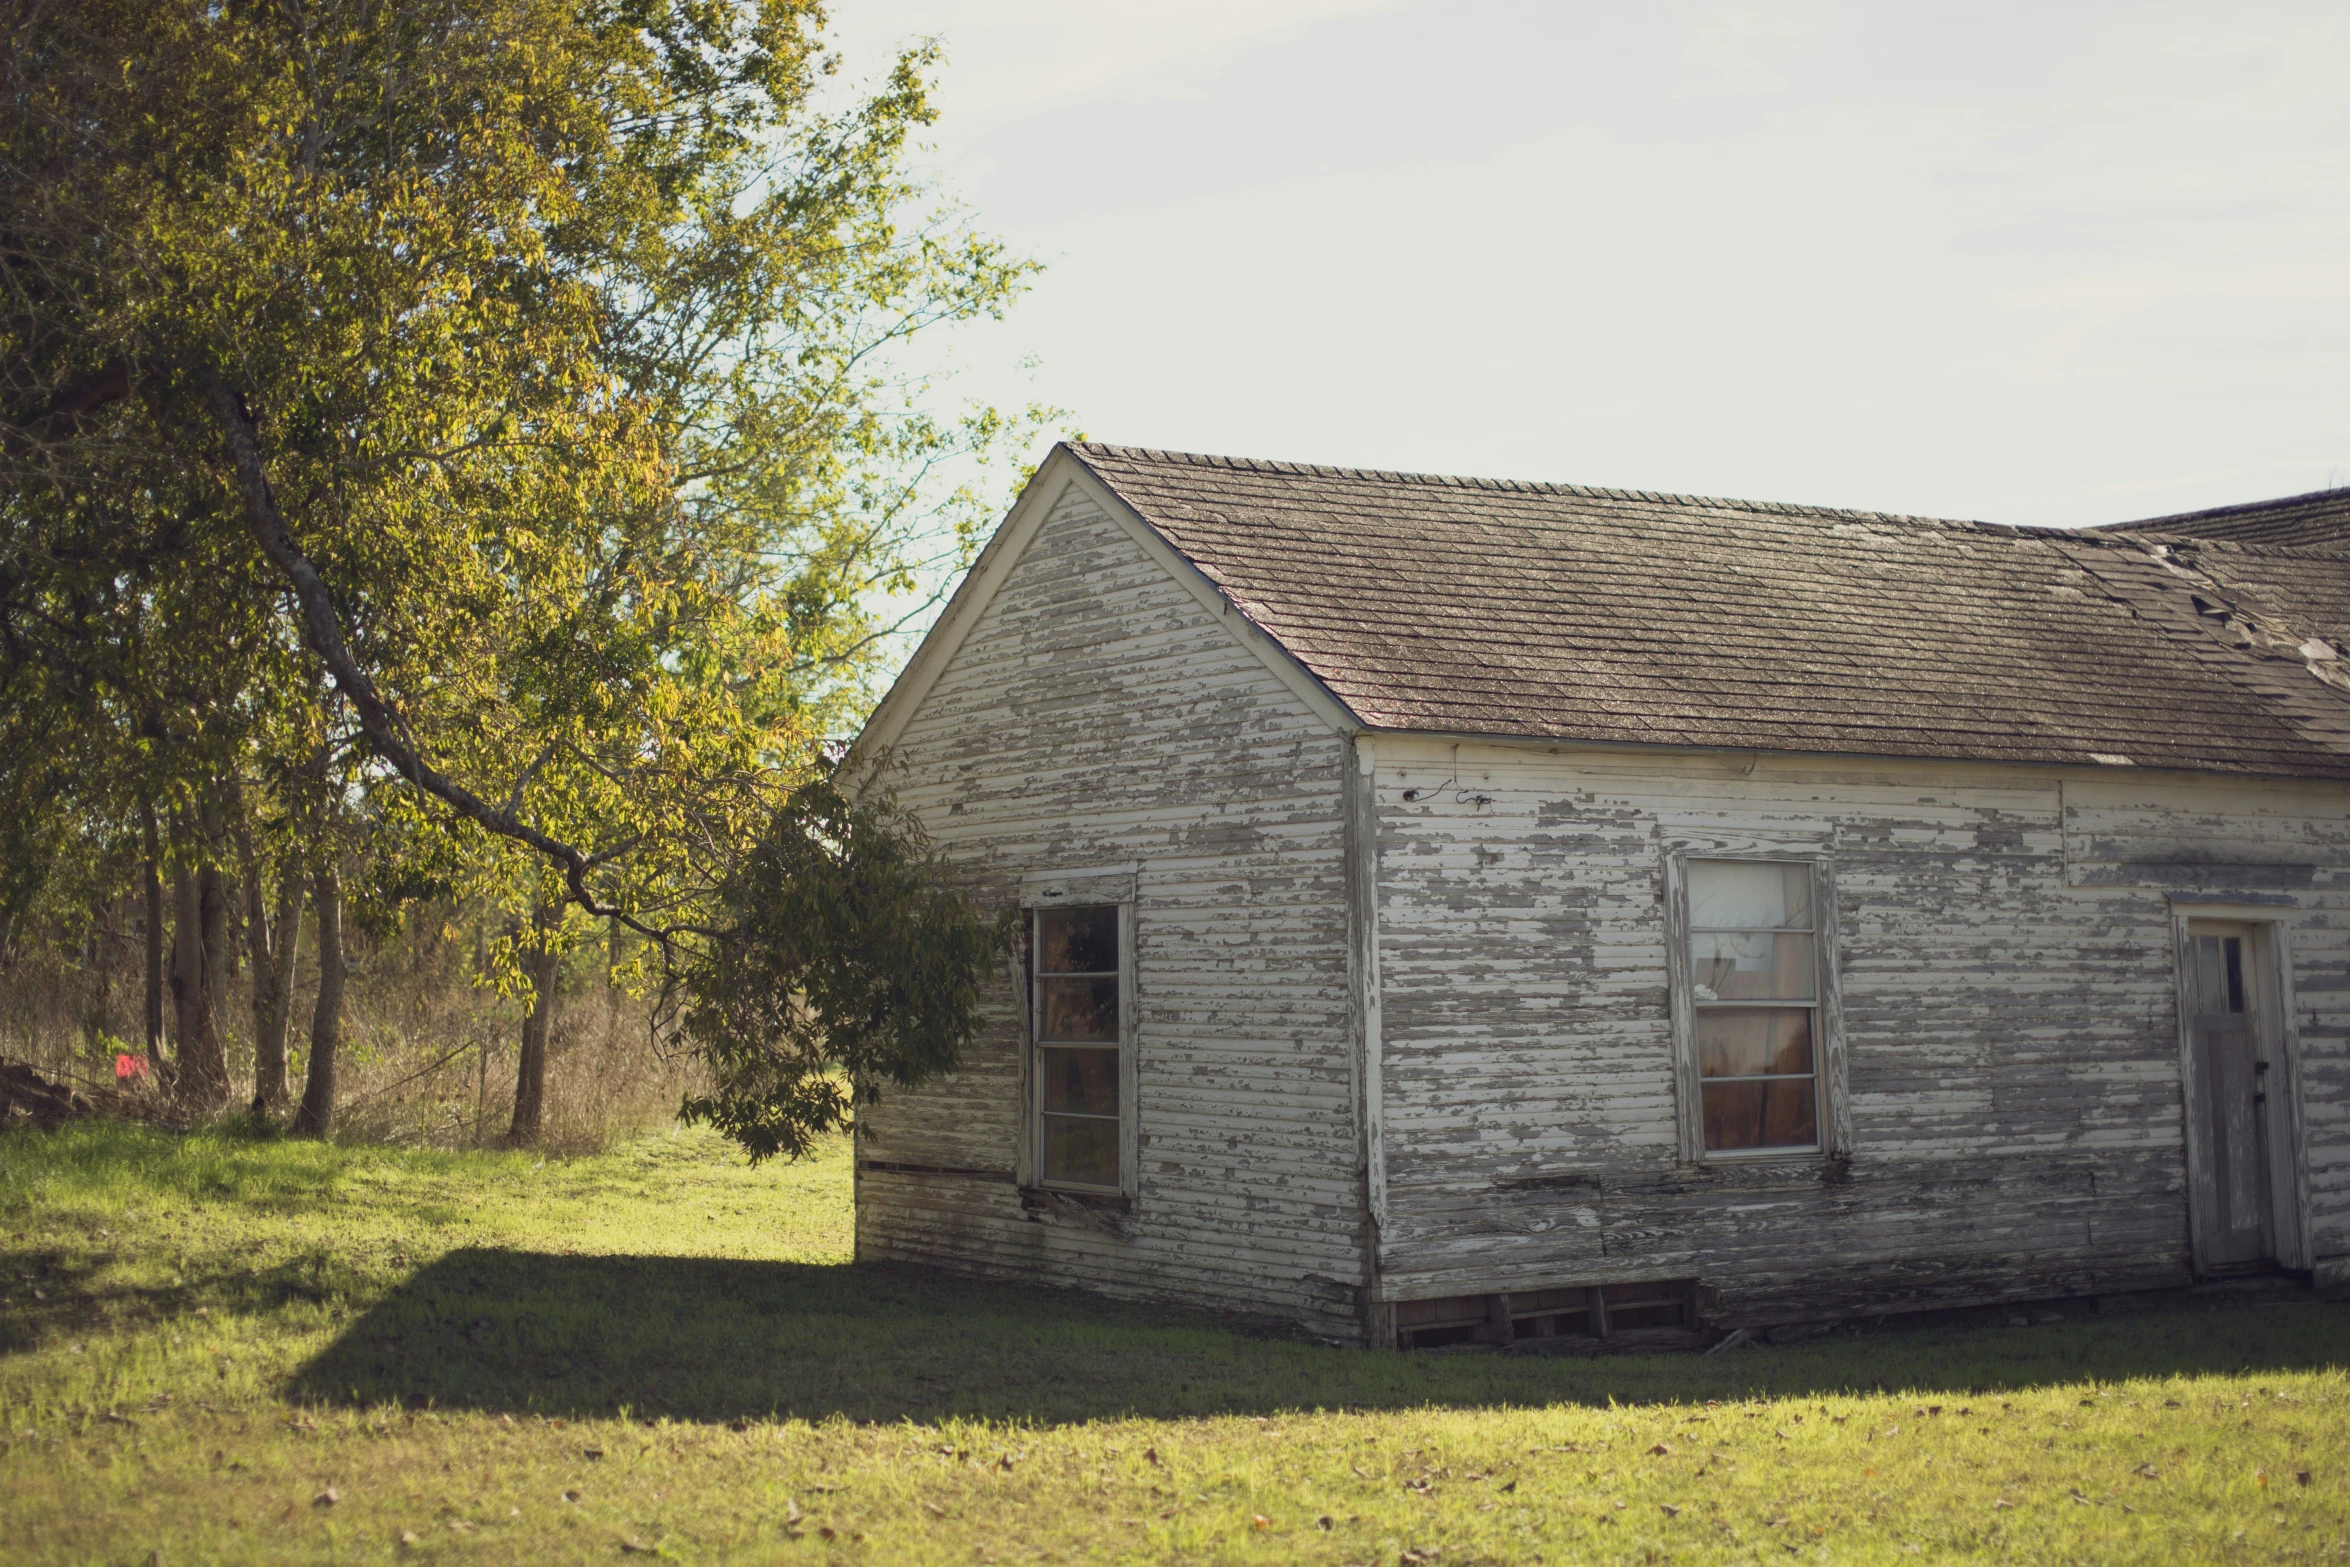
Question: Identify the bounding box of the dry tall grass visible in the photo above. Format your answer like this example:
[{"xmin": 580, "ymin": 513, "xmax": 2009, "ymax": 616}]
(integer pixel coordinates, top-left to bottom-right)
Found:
[{"xmin": 0, "ymin": 903, "xmax": 696, "ymax": 1153}]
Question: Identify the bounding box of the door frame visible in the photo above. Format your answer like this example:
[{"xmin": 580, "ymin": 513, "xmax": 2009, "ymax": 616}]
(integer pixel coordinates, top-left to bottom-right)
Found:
[{"xmin": 2167, "ymin": 901, "xmax": 2311, "ymax": 1274}]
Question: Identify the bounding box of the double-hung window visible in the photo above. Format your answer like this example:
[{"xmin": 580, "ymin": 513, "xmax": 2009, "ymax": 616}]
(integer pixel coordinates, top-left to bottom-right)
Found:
[
  {"xmin": 1681, "ymin": 858, "xmax": 1824, "ymax": 1155},
  {"xmin": 1032, "ymin": 904, "xmax": 1124, "ymax": 1190}
]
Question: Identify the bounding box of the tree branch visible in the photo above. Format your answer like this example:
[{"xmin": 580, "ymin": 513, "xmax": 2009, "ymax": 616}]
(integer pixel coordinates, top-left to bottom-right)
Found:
[{"xmin": 197, "ymin": 362, "xmax": 660, "ymax": 935}]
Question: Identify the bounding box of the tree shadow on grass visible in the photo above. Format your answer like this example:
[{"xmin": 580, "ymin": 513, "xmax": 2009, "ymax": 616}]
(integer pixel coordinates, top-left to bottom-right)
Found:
[{"xmin": 287, "ymin": 1249, "xmax": 2350, "ymax": 1426}]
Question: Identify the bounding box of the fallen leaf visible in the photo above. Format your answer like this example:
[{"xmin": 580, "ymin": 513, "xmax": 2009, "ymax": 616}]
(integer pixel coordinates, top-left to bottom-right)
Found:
[
  {"xmin": 397, "ymin": 1530, "xmax": 420, "ymax": 1548},
  {"xmin": 1993, "ymin": 1500, "xmax": 2013, "ymax": 1511},
  {"xmin": 583, "ymin": 1447, "xmax": 604, "ymax": 1461},
  {"xmin": 2134, "ymin": 1464, "xmax": 2159, "ymax": 1479},
  {"xmin": 783, "ymin": 1500, "xmax": 803, "ymax": 1525},
  {"xmin": 729, "ymin": 1420, "xmax": 749, "ymax": 1434},
  {"xmin": 2257, "ymin": 1471, "xmax": 2270, "ymax": 1489},
  {"xmin": 1144, "ymin": 1447, "xmax": 1162, "ymax": 1466},
  {"xmin": 818, "ymin": 1526, "xmax": 836, "ymax": 1540},
  {"xmin": 2297, "ymin": 1471, "xmax": 2312, "ymax": 1487},
  {"xmin": 1647, "ymin": 1443, "xmax": 1670, "ymax": 1456},
  {"xmin": 561, "ymin": 1490, "xmax": 580, "ymax": 1504},
  {"xmin": 1317, "ymin": 1515, "xmax": 1333, "ymax": 1530},
  {"xmin": 1660, "ymin": 1504, "xmax": 1681, "ymax": 1517},
  {"xmin": 313, "ymin": 1488, "xmax": 340, "ymax": 1509},
  {"xmin": 1500, "ymin": 1480, "xmax": 1517, "ymax": 1493},
  {"xmin": 620, "ymin": 1542, "xmax": 655, "ymax": 1556},
  {"xmin": 2070, "ymin": 1490, "xmax": 2092, "ymax": 1506},
  {"xmin": 922, "ymin": 1502, "xmax": 947, "ymax": 1518},
  {"xmin": 1252, "ymin": 1515, "xmax": 1272, "ymax": 1530}
]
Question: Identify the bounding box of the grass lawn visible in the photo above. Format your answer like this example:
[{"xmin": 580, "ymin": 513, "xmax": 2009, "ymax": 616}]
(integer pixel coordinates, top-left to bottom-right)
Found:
[{"xmin": 1, "ymin": 1122, "xmax": 2345, "ymax": 1564}]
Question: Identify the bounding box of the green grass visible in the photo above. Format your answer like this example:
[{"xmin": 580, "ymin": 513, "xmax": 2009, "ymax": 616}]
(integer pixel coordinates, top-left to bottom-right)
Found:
[{"xmin": 2, "ymin": 1121, "xmax": 2345, "ymax": 1564}]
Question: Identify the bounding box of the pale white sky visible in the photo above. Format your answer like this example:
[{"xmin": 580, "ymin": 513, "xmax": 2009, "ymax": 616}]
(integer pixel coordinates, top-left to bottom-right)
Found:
[{"xmin": 828, "ymin": 0, "xmax": 2350, "ymax": 527}]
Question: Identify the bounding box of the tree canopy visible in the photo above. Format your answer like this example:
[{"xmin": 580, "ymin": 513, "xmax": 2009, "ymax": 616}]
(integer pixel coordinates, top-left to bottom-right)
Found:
[{"xmin": 0, "ymin": 0, "xmax": 1034, "ymax": 1141}]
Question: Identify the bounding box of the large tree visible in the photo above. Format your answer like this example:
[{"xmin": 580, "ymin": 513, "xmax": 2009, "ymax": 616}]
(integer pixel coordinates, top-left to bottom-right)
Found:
[{"xmin": 1, "ymin": 0, "xmax": 1032, "ymax": 1133}]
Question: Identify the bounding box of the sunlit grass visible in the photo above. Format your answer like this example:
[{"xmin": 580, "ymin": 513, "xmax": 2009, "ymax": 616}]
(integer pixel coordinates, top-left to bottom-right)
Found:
[{"xmin": 2, "ymin": 1118, "xmax": 2344, "ymax": 1563}]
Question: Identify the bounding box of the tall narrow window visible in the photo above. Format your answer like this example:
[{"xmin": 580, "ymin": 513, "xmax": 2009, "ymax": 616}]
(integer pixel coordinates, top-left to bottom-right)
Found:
[
  {"xmin": 1033, "ymin": 905, "xmax": 1122, "ymax": 1190},
  {"xmin": 1685, "ymin": 859, "xmax": 1820, "ymax": 1153}
]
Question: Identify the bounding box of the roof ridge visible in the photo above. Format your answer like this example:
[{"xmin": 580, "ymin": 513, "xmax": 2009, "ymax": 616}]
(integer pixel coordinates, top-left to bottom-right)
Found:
[
  {"xmin": 2108, "ymin": 485, "xmax": 2350, "ymax": 532},
  {"xmin": 1070, "ymin": 440, "xmax": 2009, "ymax": 535}
]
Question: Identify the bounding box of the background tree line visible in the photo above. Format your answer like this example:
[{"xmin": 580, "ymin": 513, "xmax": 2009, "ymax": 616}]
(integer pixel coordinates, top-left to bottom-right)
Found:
[{"xmin": 0, "ymin": 0, "xmax": 1035, "ymax": 1148}]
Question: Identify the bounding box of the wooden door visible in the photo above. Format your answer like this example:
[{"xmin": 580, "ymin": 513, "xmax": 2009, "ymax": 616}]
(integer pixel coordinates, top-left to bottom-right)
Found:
[{"xmin": 2184, "ymin": 922, "xmax": 2274, "ymax": 1269}]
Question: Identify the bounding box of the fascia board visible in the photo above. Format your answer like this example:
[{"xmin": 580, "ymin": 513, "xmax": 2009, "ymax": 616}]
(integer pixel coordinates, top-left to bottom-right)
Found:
[
  {"xmin": 846, "ymin": 446, "xmax": 1080, "ymax": 774},
  {"xmin": 1057, "ymin": 457, "xmax": 1362, "ymax": 738}
]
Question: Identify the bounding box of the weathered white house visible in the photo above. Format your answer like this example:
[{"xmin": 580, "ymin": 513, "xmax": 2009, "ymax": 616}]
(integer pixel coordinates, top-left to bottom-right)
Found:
[{"xmin": 848, "ymin": 443, "xmax": 2350, "ymax": 1348}]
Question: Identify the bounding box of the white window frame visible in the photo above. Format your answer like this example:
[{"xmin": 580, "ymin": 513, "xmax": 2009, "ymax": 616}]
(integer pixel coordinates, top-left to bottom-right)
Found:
[
  {"xmin": 1664, "ymin": 849, "xmax": 1848, "ymax": 1164},
  {"xmin": 1017, "ymin": 868, "xmax": 1138, "ymax": 1199}
]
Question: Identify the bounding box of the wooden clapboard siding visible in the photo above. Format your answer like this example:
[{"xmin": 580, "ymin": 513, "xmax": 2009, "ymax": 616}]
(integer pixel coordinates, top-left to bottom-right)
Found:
[
  {"xmin": 2063, "ymin": 774, "xmax": 2350, "ymax": 1288},
  {"xmin": 855, "ymin": 478, "xmax": 1363, "ymax": 1335},
  {"xmin": 1368, "ymin": 735, "xmax": 2350, "ymax": 1318}
]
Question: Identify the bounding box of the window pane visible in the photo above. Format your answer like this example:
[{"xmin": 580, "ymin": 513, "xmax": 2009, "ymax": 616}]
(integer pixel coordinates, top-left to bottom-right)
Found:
[
  {"xmin": 1042, "ymin": 1114, "xmax": 1120, "ymax": 1186},
  {"xmin": 1687, "ymin": 861, "xmax": 1812, "ymax": 930},
  {"xmin": 1696, "ymin": 1008, "xmax": 1815, "ymax": 1079},
  {"xmin": 1702, "ymin": 1077, "xmax": 1819, "ymax": 1151},
  {"xmin": 1040, "ymin": 1047, "xmax": 1118, "ymax": 1114},
  {"xmin": 1038, "ymin": 906, "xmax": 1118, "ymax": 973},
  {"xmin": 1691, "ymin": 931, "xmax": 1815, "ymax": 1001},
  {"xmin": 1039, "ymin": 975, "xmax": 1117, "ymax": 1041}
]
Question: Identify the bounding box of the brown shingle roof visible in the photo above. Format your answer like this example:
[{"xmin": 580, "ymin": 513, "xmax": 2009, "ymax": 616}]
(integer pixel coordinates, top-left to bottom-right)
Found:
[
  {"xmin": 1067, "ymin": 443, "xmax": 2350, "ymax": 781},
  {"xmin": 2107, "ymin": 488, "xmax": 2350, "ymax": 550}
]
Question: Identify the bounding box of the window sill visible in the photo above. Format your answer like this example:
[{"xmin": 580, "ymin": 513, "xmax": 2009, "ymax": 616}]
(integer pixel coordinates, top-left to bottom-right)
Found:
[
  {"xmin": 1691, "ymin": 1146, "xmax": 1824, "ymax": 1165},
  {"xmin": 1679, "ymin": 1150, "xmax": 1853, "ymax": 1183}
]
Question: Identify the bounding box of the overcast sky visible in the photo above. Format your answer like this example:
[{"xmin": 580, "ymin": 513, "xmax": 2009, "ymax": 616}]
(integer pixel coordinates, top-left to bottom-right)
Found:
[{"xmin": 826, "ymin": 1, "xmax": 2350, "ymax": 528}]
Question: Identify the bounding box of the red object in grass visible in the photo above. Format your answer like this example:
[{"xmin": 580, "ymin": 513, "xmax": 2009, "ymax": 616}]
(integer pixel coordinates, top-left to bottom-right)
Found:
[{"xmin": 115, "ymin": 1053, "xmax": 148, "ymax": 1081}]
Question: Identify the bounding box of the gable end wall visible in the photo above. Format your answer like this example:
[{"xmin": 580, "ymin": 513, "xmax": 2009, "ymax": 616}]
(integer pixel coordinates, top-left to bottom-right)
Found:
[{"xmin": 854, "ymin": 480, "xmax": 1363, "ymax": 1336}]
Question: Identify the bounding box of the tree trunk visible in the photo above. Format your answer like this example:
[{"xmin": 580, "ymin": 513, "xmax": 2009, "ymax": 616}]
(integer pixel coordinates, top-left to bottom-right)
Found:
[
  {"xmin": 507, "ymin": 929, "xmax": 560, "ymax": 1147},
  {"xmin": 187, "ymin": 790, "xmax": 232, "ymax": 1107},
  {"xmin": 166, "ymin": 798, "xmax": 231, "ymax": 1112},
  {"xmin": 295, "ymin": 863, "xmax": 345, "ymax": 1138},
  {"xmin": 250, "ymin": 867, "xmax": 303, "ymax": 1111},
  {"xmin": 141, "ymin": 805, "xmax": 164, "ymax": 1067},
  {"xmin": 169, "ymin": 864, "xmax": 202, "ymax": 1096}
]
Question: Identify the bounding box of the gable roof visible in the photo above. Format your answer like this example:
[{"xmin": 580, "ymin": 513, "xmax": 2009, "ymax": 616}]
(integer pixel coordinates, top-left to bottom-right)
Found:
[{"xmin": 1064, "ymin": 443, "xmax": 2350, "ymax": 782}]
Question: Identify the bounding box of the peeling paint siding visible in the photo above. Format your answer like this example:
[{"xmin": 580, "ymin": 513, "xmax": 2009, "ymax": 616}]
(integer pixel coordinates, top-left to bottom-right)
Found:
[
  {"xmin": 854, "ymin": 481, "xmax": 1361, "ymax": 1334},
  {"xmin": 1370, "ymin": 736, "xmax": 2350, "ymax": 1316}
]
